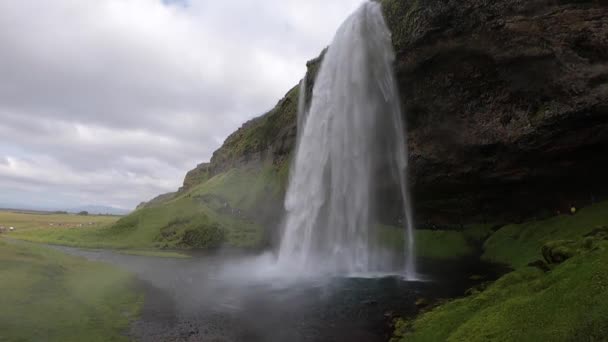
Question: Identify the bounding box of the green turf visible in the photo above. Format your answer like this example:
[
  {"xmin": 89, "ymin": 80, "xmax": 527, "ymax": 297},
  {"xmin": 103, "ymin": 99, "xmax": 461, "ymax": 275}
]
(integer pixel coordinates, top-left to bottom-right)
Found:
[
  {"xmin": 482, "ymin": 201, "xmax": 608, "ymax": 268},
  {"xmin": 0, "ymin": 240, "xmax": 142, "ymax": 342},
  {"xmin": 377, "ymin": 224, "xmax": 494, "ymax": 260},
  {"xmin": 392, "ymin": 242, "xmax": 608, "ymax": 342},
  {"xmin": 392, "ymin": 201, "xmax": 608, "ymax": 341}
]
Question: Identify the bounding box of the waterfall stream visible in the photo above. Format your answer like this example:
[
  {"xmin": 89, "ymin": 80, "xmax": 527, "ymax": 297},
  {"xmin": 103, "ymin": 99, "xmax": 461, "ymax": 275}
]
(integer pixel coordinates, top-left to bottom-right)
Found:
[{"xmin": 278, "ymin": 2, "xmax": 415, "ymax": 278}]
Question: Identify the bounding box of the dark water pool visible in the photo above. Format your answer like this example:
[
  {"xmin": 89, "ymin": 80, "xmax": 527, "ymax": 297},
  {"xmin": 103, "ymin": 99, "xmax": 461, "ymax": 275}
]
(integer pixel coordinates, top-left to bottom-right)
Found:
[{"xmin": 50, "ymin": 246, "xmax": 503, "ymax": 342}]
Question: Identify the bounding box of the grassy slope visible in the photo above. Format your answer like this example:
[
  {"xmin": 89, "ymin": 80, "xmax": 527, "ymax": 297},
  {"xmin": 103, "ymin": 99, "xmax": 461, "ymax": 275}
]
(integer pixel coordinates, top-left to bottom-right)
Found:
[
  {"xmin": 393, "ymin": 201, "xmax": 608, "ymax": 341},
  {"xmin": 394, "ymin": 247, "xmax": 608, "ymax": 341},
  {"xmin": 10, "ymin": 163, "xmax": 289, "ymax": 251},
  {"xmin": 0, "ymin": 240, "xmax": 142, "ymax": 342},
  {"xmin": 483, "ymin": 201, "xmax": 608, "ymax": 268}
]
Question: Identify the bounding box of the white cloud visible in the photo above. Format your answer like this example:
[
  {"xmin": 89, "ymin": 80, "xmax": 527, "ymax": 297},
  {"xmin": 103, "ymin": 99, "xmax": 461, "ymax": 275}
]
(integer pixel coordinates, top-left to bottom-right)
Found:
[{"xmin": 0, "ymin": 0, "xmax": 363, "ymax": 209}]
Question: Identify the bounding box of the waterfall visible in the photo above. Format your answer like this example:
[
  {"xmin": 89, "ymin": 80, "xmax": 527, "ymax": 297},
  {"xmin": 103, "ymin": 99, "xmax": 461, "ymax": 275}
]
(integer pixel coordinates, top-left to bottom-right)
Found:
[{"xmin": 278, "ymin": 1, "xmax": 415, "ymax": 277}]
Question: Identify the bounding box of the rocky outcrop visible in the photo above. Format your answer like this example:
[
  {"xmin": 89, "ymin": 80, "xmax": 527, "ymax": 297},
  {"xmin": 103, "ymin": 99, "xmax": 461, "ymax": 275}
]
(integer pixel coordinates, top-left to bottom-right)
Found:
[
  {"xmin": 173, "ymin": 0, "xmax": 607, "ymax": 228},
  {"xmin": 180, "ymin": 163, "xmax": 211, "ymax": 192},
  {"xmin": 199, "ymin": 53, "xmax": 323, "ymax": 177},
  {"xmin": 382, "ymin": 0, "xmax": 608, "ymax": 224}
]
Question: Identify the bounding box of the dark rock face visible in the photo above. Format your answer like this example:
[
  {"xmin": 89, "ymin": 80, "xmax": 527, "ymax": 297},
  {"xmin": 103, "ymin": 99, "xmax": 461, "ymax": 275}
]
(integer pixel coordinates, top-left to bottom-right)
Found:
[
  {"xmin": 179, "ymin": 0, "xmax": 607, "ymax": 226},
  {"xmin": 382, "ymin": 0, "xmax": 608, "ymax": 224}
]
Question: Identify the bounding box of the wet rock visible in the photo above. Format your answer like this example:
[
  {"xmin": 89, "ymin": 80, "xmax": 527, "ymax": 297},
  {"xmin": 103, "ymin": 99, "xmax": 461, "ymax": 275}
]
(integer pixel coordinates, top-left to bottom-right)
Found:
[{"xmin": 362, "ymin": 299, "xmax": 379, "ymax": 306}]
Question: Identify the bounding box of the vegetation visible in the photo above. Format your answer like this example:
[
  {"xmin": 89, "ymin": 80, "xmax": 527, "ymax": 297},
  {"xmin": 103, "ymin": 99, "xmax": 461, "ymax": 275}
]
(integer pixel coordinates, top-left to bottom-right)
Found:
[
  {"xmin": 0, "ymin": 240, "xmax": 142, "ymax": 342},
  {"xmin": 116, "ymin": 249, "xmax": 190, "ymax": 259},
  {"xmin": 211, "ymin": 86, "xmax": 299, "ymax": 163},
  {"xmin": 8, "ymin": 165, "xmax": 288, "ymax": 250},
  {"xmin": 482, "ymin": 201, "xmax": 608, "ymax": 268},
  {"xmin": 392, "ymin": 201, "xmax": 608, "ymax": 341},
  {"xmin": 377, "ymin": 224, "xmax": 495, "ymax": 260},
  {"xmin": 380, "ymin": 0, "xmax": 422, "ymax": 52},
  {"xmin": 393, "ymin": 244, "xmax": 608, "ymax": 341},
  {"xmin": 0, "ymin": 211, "xmax": 118, "ymax": 231},
  {"xmin": 161, "ymin": 214, "xmax": 225, "ymax": 249}
]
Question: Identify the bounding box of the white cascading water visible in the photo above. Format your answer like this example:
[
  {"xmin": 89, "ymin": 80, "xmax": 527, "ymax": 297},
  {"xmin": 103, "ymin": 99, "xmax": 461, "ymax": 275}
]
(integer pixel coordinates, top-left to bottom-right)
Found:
[{"xmin": 278, "ymin": 2, "xmax": 416, "ymax": 278}]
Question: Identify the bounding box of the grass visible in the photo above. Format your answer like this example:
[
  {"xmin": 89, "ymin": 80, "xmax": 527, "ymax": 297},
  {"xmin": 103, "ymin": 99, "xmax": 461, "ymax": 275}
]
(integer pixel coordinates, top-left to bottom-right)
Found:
[
  {"xmin": 0, "ymin": 211, "xmax": 118, "ymax": 231},
  {"xmin": 392, "ymin": 242, "xmax": 608, "ymax": 342},
  {"xmin": 10, "ymin": 199, "xmax": 263, "ymax": 250},
  {"xmin": 0, "ymin": 239, "xmax": 142, "ymax": 342},
  {"xmin": 482, "ymin": 201, "xmax": 608, "ymax": 268},
  {"xmin": 8, "ymin": 166, "xmax": 281, "ymax": 251},
  {"xmin": 377, "ymin": 224, "xmax": 495, "ymax": 260},
  {"xmin": 392, "ymin": 201, "xmax": 608, "ymax": 341},
  {"xmin": 377, "ymin": 225, "xmax": 473, "ymax": 260},
  {"xmin": 187, "ymin": 163, "xmax": 289, "ymax": 212},
  {"xmin": 116, "ymin": 249, "xmax": 190, "ymax": 259}
]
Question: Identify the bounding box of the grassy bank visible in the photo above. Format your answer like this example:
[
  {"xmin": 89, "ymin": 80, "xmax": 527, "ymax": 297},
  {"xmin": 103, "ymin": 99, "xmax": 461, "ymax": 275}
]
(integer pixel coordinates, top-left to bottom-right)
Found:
[
  {"xmin": 392, "ymin": 201, "xmax": 608, "ymax": 341},
  {"xmin": 0, "ymin": 240, "xmax": 142, "ymax": 342}
]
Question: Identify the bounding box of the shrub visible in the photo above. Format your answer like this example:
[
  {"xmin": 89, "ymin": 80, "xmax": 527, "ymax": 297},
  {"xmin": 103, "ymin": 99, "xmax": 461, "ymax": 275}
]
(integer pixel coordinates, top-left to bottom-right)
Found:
[
  {"xmin": 178, "ymin": 214, "xmax": 225, "ymax": 249},
  {"xmin": 181, "ymin": 224, "xmax": 225, "ymax": 249}
]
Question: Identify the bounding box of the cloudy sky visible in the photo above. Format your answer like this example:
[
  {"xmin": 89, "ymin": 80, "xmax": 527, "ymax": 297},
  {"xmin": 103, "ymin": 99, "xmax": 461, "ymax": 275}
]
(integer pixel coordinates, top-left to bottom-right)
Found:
[{"xmin": 0, "ymin": 0, "xmax": 362, "ymax": 210}]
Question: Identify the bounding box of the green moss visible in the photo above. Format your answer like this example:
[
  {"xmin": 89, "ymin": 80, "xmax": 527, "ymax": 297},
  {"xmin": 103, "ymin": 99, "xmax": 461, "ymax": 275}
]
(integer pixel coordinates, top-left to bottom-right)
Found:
[
  {"xmin": 0, "ymin": 240, "xmax": 142, "ymax": 342},
  {"xmin": 462, "ymin": 223, "xmax": 496, "ymax": 242},
  {"xmin": 416, "ymin": 230, "xmax": 474, "ymax": 259},
  {"xmin": 376, "ymin": 225, "xmax": 475, "ymax": 260},
  {"xmin": 381, "ymin": 0, "xmax": 422, "ymax": 52},
  {"xmin": 482, "ymin": 201, "xmax": 608, "ymax": 268},
  {"xmin": 212, "ymin": 86, "xmax": 299, "ymax": 163},
  {"xmin": 393, "ymin": 201, "xmax": 608, "ymax": 341},
  {"xmin": 393, "ymin": 243, "xmax": 608, "ymax": 342}
]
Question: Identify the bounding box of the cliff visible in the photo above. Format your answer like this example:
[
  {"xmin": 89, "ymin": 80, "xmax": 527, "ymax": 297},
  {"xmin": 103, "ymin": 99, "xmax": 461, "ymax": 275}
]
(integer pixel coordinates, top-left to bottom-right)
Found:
[
  {"xmin": 128, "ymin": 0, "xmax": 607, "ymax": 248},
  {"xmin": 383, "ymin": 0, "xmax": 608, "ymax": 224}
]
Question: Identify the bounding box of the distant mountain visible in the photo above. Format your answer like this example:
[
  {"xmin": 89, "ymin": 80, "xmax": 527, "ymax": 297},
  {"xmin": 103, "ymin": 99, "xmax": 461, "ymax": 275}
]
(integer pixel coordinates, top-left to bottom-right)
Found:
[{"xmin": 68, "ymin": 205, "xmax": 130, "ymax": 216}]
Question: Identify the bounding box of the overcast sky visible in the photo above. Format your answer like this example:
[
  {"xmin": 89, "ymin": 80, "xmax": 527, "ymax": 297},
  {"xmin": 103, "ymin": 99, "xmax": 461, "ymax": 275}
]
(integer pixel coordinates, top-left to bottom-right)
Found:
[{"xmin": 0, "ymin": 0, "xmax": 363, "ymax": 210}]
